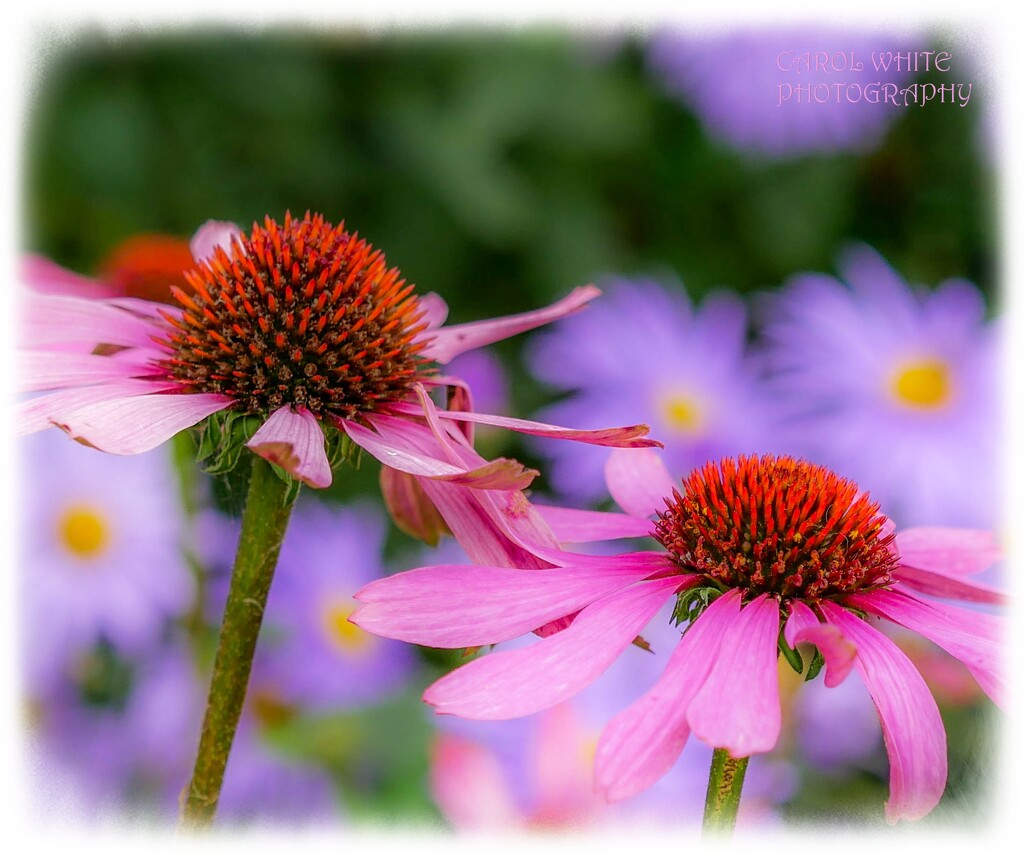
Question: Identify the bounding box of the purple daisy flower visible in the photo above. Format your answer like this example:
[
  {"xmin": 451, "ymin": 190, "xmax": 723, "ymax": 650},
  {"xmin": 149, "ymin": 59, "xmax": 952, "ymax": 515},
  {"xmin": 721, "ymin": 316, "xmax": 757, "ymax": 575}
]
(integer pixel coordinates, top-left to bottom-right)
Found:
[
  {"xmin": 760, "ymin": 244, "xmax": 998, "ymax": 528},
  {"xmin": 792, "ymin": 672, "xmax": 885, "ymax": 776},
  {"xmin": 19, "ymin": 430, "xmax": 194, "ymax": 695},
  {"xmin": 447, "ymin": 347, "xmax": 509, "ymax": 419},
  {"xmin": 525, "ymin": 279, "xmax": 779, "ymax": 503},
  {"xmin": 647, "ymin": 26, "xmax": 921, "ymax": 157},
  {"xmin": 28, "ymin": 638, "xmax": 343, "ymax": 825},
  {"xmin": 201, "ymin": 500, "xmax": 417, "ymax": 712}
]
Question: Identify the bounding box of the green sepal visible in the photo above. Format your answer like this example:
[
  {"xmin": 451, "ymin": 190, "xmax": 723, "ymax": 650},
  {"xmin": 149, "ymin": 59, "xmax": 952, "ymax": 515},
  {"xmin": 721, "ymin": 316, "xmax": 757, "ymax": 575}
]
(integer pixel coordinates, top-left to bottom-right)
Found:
[
  {"xmin": 778, "ymin": 629, "xmax": 804, "ymax": 675},
  {"xmin": 804, "ymin": 648, "xmax": 826, "ymax": 682},
  {"xmin": 672, "ymin": 585, "xmax": 722, "ymax": 627},
  {"xmin": 193, "ymin": 410, "xmax": 265, "ymax": 475}
]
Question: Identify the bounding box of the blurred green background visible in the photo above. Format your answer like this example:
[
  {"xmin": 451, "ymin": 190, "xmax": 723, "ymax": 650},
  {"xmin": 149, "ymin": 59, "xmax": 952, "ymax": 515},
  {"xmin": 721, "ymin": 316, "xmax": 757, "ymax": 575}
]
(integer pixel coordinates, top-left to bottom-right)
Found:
[{"xmin": 22, "ymin": 26, "xmax": 998, "ymax": 828}]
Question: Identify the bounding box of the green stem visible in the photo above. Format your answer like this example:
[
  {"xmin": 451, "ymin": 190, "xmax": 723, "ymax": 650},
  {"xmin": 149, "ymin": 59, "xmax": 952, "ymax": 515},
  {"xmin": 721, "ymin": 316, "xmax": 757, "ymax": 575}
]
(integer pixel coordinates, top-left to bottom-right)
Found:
[
  {"xmin": 180, "ymin": 457, "xmax": 298, "ymax": 829},
  {"xmin": 702, "ymin": 747, "xmax": 749, "ymax": 835}
]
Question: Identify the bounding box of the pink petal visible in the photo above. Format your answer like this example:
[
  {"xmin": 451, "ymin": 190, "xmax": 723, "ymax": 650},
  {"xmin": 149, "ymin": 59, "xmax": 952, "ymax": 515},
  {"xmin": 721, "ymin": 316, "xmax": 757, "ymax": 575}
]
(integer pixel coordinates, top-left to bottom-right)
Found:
[
  {"xmin": 820, "ymin": 602, "xmax": 947, "ymax": 823},
  {"xmin": 107, "ymin": 296, "xmax": 181, "ymax": 319},
  {"xmin": 246, "ymin": 405, "xmax": 332, "ymax": 489},
  {"xmin": 595, "ymin": 589, "xmax": 742, "ymax": 801},
  {"xmin": 15, "ymin": 379, "xmax": 181, "ymax": 436},
  {"xmin": 379, "ymin": 467, "xmax": 450, "ymax": 546},
  {"xmin": 21, "ymin": 293, "xmax": 163, "ymax": 349},
  {"xmin": 53, "ymin": 392, "xmax": 234, "ymax": 454},
  {"xmin": 342, "ymin": 417, "xmax": 536, "ymax": 489},
  {"xmin": 846, "ymin": 589, "xmax": 1005, "ymax": 710},
  {"xmin": 416, "ymin": 292, "xmax": 449, "ymax": 330},
  {"xmin": 532, "ymin": 704, "xmax": 598, "ymax": 820},
  {"xmin": 896, "ymin": 528, "xmax": 1001, "ymax": 576},
  {"xmin": 21, "ymin": 254, "xmax": 119, "ymax": 297},
  {"xmin": 420, "ymin": 285, "xmax": 601, "ymax": 364},
  {"xmin": 376, "ymin": 395, "xmax": 564, "ymax": 568},
  {"xmin": 893, "ymin": 565, "xmax": 1007, "ymax": 606},
  {"xmin": 394, "ymin": 404, "xmax": 660, "ymax": 449},
  {"xmin": 352, "ymin": 560, "xmax": 664, "ymax": 648},
  {"xmin": 605, "ymin": 448, "xmax": 676, "ymax": 518},
  {"xmin": 422, "ymin": 575, "xmax": 683, "ymax": 719},
  {"xmin": 784, "ymin": 601, "xmax": 857, "ymax": 687},
  {"xmin": 18, "ymin": 350, "xmax": 160, "ymax": 393},
  {"xmin": 418, "ymin": 477, "xmax": 554, "ymax": 570},
  {"xmin": 686, "ymin": 594, "xmax": 782, "ymax": 757},
  {"xmin": 189, "ymin": 220, "xmax": 243, "ymax": 263},
  {"xmin": 533, "ymin": 505, "xmax": 654, "ymax": 542},
  {"xmin": 430, "ymin": 735, "xmax": 518, "ymax": 829}
]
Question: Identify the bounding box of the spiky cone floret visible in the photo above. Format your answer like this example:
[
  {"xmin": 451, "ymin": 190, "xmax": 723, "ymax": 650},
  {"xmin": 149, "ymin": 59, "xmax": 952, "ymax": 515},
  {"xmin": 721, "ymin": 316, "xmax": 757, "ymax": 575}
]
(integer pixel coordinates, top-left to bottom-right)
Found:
[{"xmin": 350, "ymin": 450, "xmax": 1005, "ymax": 823}]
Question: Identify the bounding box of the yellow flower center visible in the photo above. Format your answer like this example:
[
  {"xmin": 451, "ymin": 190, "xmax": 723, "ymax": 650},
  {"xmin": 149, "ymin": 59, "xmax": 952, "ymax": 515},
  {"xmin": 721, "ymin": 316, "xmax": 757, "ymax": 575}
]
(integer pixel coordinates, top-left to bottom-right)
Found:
[
  {"xmin": 891, "ymin": 358, "xmax": 951, "ymax": 409},
  {"xmin": 322, "ymin": 601, "xmax": 374, "ymax": 656},
  {"xmin": 660, "ymin": 392, "xmax": 703, "ymax": 434},
  {"xmin": 58, "ymin": 506, "xmax": 109, "ymax": 559}
]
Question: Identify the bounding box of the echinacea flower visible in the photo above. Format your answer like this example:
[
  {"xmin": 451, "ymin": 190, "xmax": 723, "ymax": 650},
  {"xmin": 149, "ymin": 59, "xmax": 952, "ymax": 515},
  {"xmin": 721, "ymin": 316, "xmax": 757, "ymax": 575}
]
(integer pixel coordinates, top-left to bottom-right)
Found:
[
  {"xmin": 19, "ymin": 212, "xmax": 655, "ymax": 505},
  {"xmin": 526, "ymin": 279, "xmax": 779, "ymax": 502},
  {"xmin": 761, "ymin": 244, "xmax": 999, "ymax": 528},
  {"xmin": 19, "ymin": 430, "xmax": 194, "ymax": 695},
  {"xmin": 352, "ymin": 450, "xmax": 1004, "ymax": 822},
  {"xmin": 647, "ymin": 27, "xmax": 920, "ymax": 157}
]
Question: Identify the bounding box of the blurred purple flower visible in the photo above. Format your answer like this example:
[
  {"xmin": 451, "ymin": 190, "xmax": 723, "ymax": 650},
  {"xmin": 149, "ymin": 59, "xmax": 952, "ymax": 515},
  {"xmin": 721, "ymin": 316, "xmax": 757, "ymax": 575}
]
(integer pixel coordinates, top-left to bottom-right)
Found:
[
  {"xmin": 447, "ymin": 348, "xmax": 509, "ymax": 418},
  {"xmin": 28, "ymin": 638, "xmax": 343, "ymax": 825},
  {"xmin": 200, "ymin": 500, "xmax": 416, "ymax": 711},
  {"xmin": 19, "ymin": 431, "xmax": 193, "ymax": 695},
  {"xmin": 525, "ymin": 279, "xmax": 778, "ymax": 503},
  {"xmin": 647, "ymin": 27, "xmax": 920, "ymax": 157},
  {"xmin": 429, "ymin": 601, "xmax": 794, "ymax": 829},
  {"xmin": 793, "ymin": 675, "xmax": 885, "ymax": 776},
  {"xmin": 760, "ymin": 244, "xmax": 998, "ymax": 528},
  {"xmin": 257, "ymin": 500, "xmax": 417, "ymax": 710}
]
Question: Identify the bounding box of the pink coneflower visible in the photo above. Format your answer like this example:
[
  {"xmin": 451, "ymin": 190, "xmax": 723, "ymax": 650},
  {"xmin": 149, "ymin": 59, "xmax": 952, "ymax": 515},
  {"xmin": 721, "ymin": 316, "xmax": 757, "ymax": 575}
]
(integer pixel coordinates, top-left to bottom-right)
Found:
[
  {"xmin": 353, "ymin": 450, "xmax": 1003, "ymax": 823},
  {"xmin": 18, "ymin": 212, "xmax": 655, "ymax": 492}
]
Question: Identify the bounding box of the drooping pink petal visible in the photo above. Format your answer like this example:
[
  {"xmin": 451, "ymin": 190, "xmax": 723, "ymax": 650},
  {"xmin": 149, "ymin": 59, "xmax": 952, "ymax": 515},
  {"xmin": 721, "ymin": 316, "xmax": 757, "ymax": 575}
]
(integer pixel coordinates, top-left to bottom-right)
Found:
[
  {"xmin": 342, "ymin": 417, "xmax": 536, "ymax": 489},
  {"xmin": 596, "ymin": 589, "xmax": 742, "ymax": 801},
  {"xmin": 686, "ymin": 594, "xmax": 782, "ymax": 757},
  {"xmin": 246, "ymin": 405, "xmax": 332, "ymax": 489},
  {"xmin": 534, "ymin": 505, "xmax": 654, "ymax": 542},
  {"xmin": 419, "ymin": 477, "xmax": 559, "ymax": 570},
  {"xmin": 784, "ymin": 601, "xmax": 857, "ymax": 688},
  {"xmin": 892, "ymin": 565, "xmax": 1007, "ymax": 605},
  {"xmin": 15, "ymin": 379, "xmax": 181, "ymax": 435},
  {"xmin": 22, "ymin": 254, "xmax": 120, "ymax": 297},
  {"xmin": 422, "ymin": 575, "xmax": 683, "ymax": 720},
  {"xmin": 189, "ymin": 220, "xmax": 243, "ymax": 263},
  {"xmin": 820, "ymin": 602, "xmax": 947, "ymax": 823},
  {"xmin": 53, "ymin": 392, "xmax": 234, "ymax": 454},
  {"xmin": 429, "ymin": 734, "xmax": 519, "ymax": 829},
  {"xmin": 420, "ymin": 285, "xmax": 601, "ymax": 364},
  {"xmin": 896, "ymin": 528, "xmax": 1001, "ymax": 576},
  {"xmin": 422, "ymin": 374, "xmax": 476, "ymax": 441},
  {"xmin": 18, "ymin": 350, "xmax": 160, "ymax": 393},
  {"xmin": 21, "ymin": 293, "xmax": 164, "ymax": 349},
  {"xmin": 379, "ymin": 467, "xmax": 450, "ymax": 546},
  {"xmin": 352, "ymin": 560, "xmax": 663, "ymax": 648},
  {"xmin": 846, "ymin": 589, "xmax": 1005, "ymax": 710},
  {"xmin": 372, "ymin": 398, "xmax": 564, "ymax": 568},
  {"xmin": 605, "ymin": 448, "xmax": 676, "ymax": 518},
  {"xmin": 391, "ymin": 403, "xmax": 660, "ymax": 449}
]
